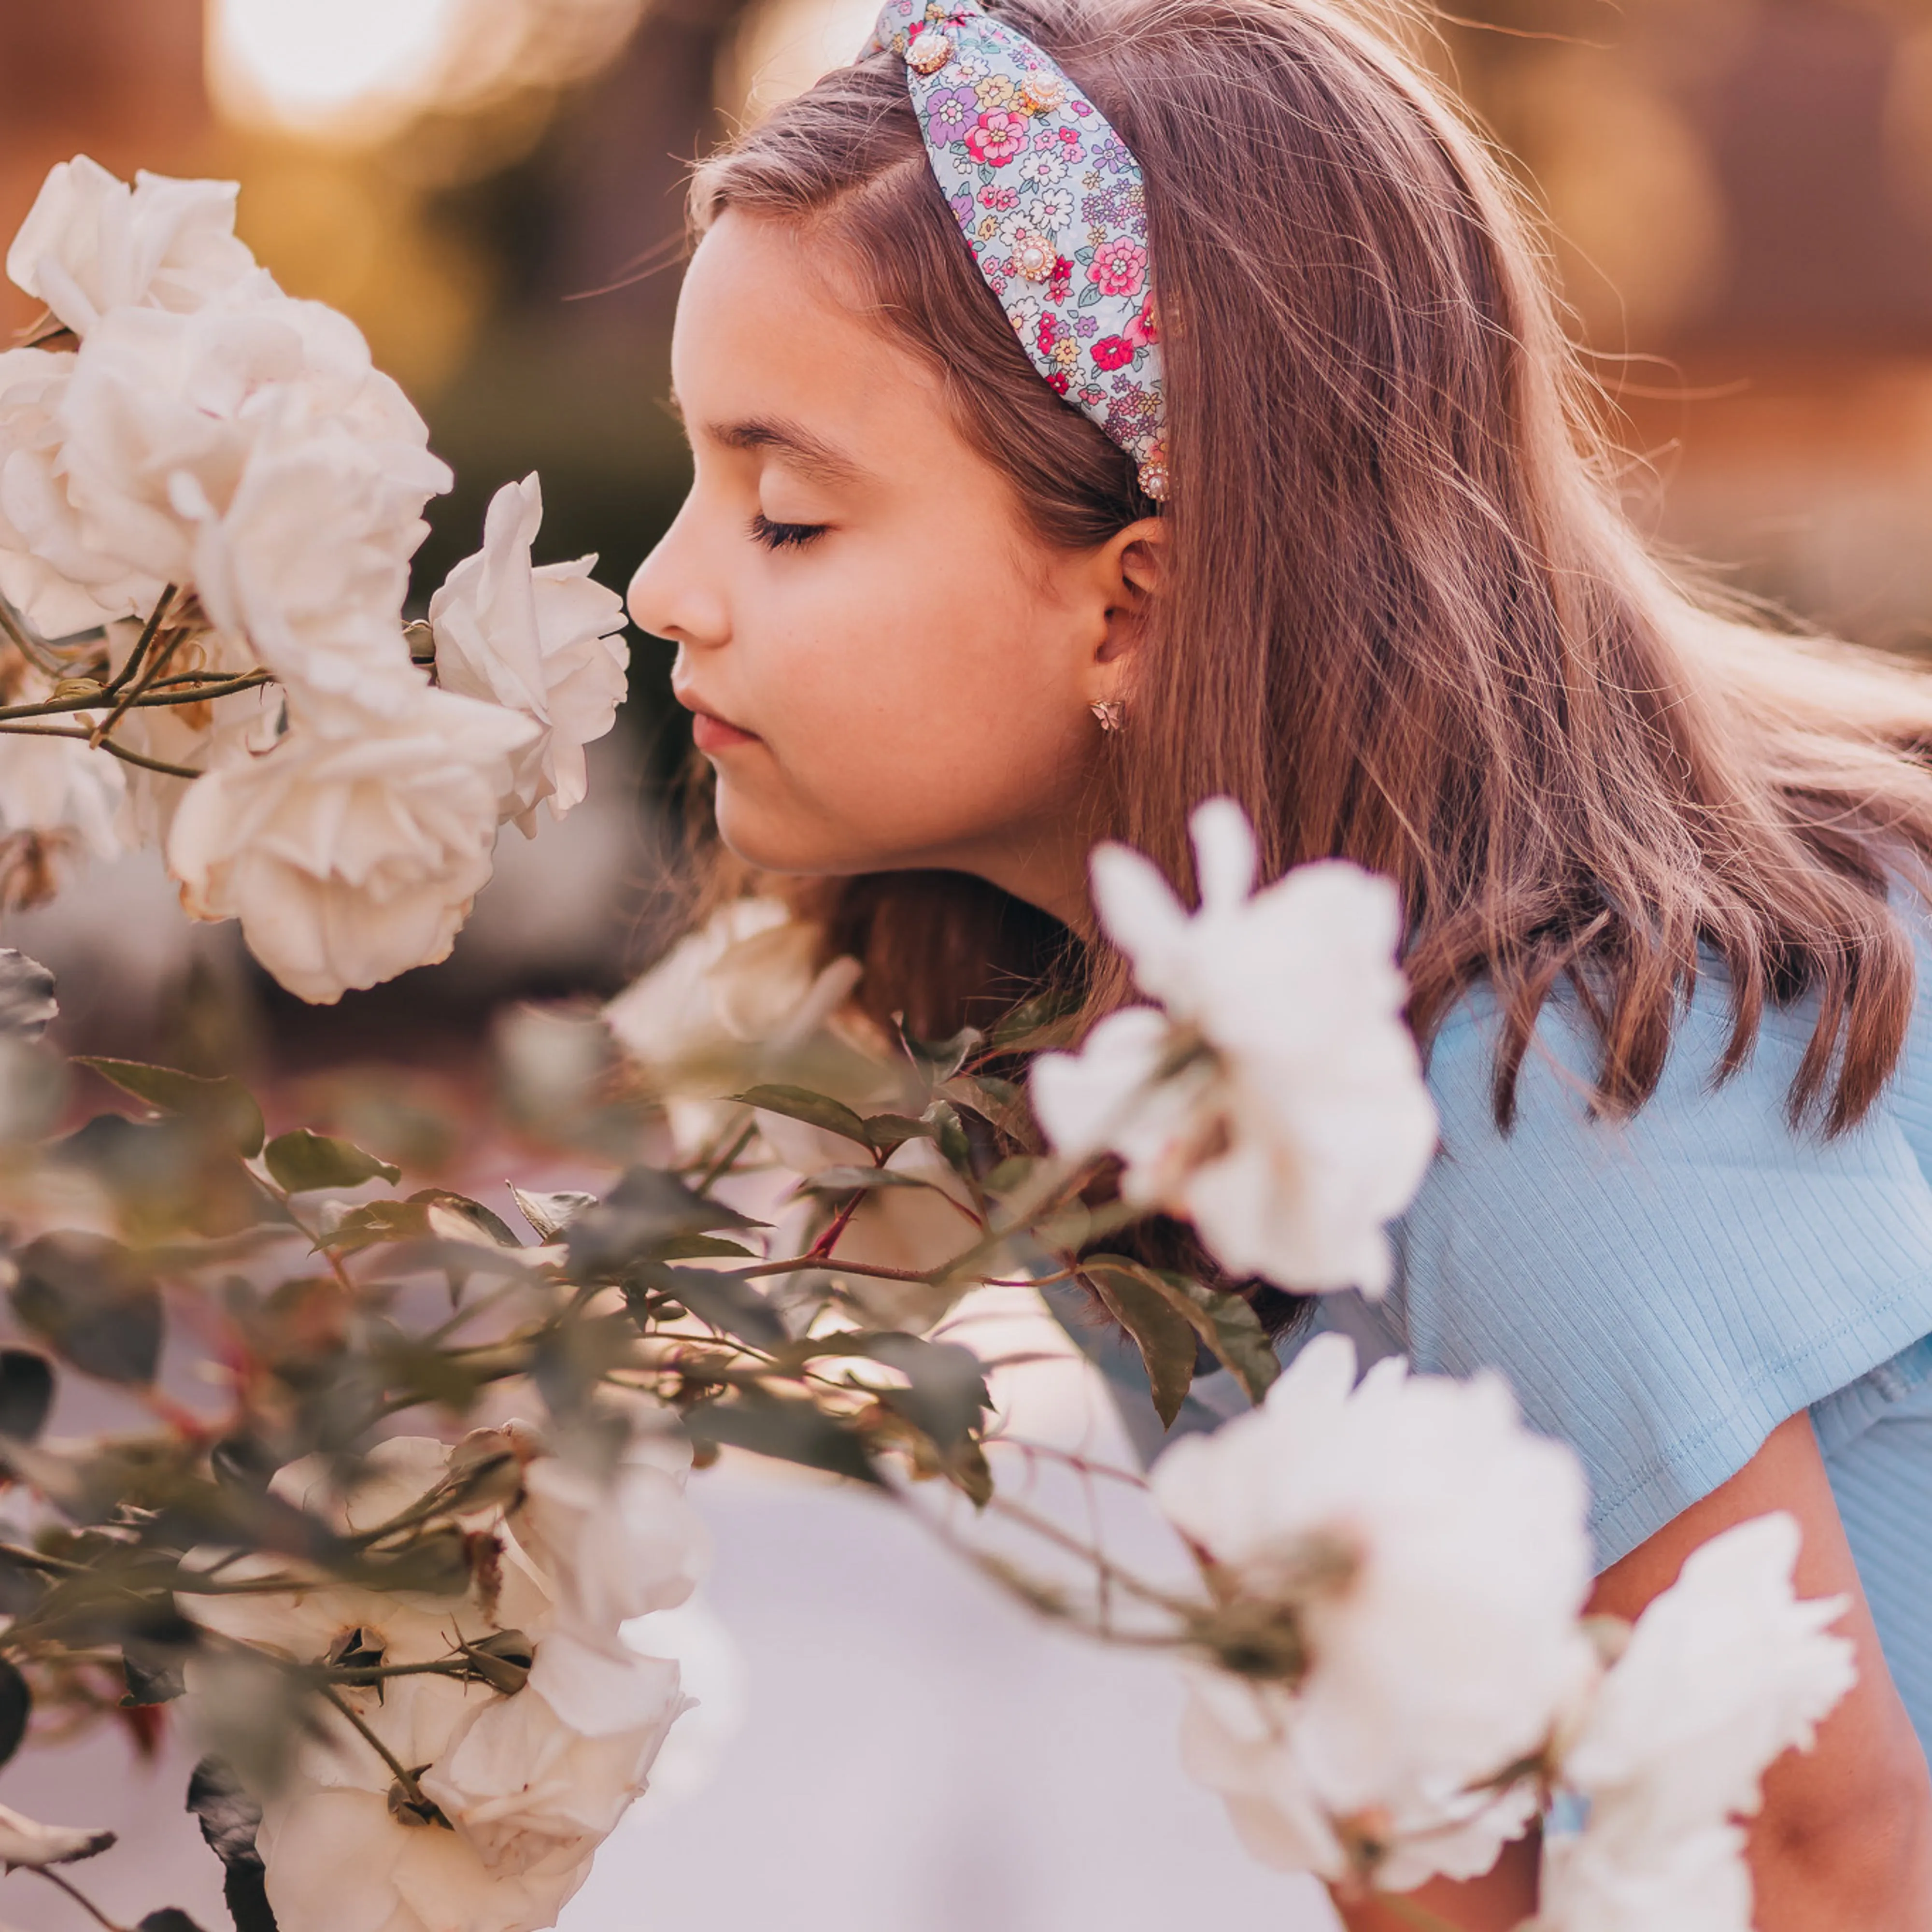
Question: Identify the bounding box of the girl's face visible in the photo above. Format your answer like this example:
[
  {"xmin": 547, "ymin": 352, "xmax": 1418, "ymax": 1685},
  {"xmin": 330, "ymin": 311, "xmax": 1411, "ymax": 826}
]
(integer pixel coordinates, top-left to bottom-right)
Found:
[{"xmin": 626, "ymin": 211, "xmax": 1157, "ymax": 929}]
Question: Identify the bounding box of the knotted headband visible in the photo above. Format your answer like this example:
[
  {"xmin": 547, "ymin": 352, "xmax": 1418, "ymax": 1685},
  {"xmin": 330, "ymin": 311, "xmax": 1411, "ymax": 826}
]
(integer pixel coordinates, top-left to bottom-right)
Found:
[{"xmin": 861, "ymin": 0, "xmax": 1170, "ymax": 501}]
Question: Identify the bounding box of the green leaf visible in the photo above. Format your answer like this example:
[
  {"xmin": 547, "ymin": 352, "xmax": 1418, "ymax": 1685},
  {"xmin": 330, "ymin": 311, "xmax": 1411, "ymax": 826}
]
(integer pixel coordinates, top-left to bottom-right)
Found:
[
  {"xmin": 986, "ymin": 987, "xmax": 1083, "ymax": 1051},
  {"xmin": 1084, "ymin": 1255, "xmax": 1278, "ymax": 1405},
  {"xmin": 797, "ymin": 1164, "xmax": 940, "ymax": 1194},
  {"xmin": 47, "ymin": 1114, "xmax": 285, "ymax": 1241},
  {"xmin": 0, "ymin": 1656, "xmax": 28, "ymax": 1766},
  {"xmin": 453, "ymin": 1628, "xmax": 534, "ymax": 1696},
  {"xmin": 893, "ymin": 1021, "xmax": 981, "ymax": 1085},
  {"xmin": 567, "ymin": 1166, "xmax": 763, "ymax": 1279},
  {"xmin": 627, "ymin": 1263, "xmax": 788, "ymax": 1351},
  {"xmin": 1081, "ymin": 1259, "xmax": 1199, "ymax": 1427},
  {"xmin": 862, "ymin": 1112, "xmax": 933, "ymax": 1153},
  {"xmin": 327, "ymin": 1200, "xmax": 430, "ymax": 1253},
  {"xmin": 817, "ymin": 1333, "xmax": 990, "ymax": 1451},
  {"xmin": 731, "ymin": 1084, "xmax": 870, "ymax": 1147},
  {"xmin": 407, "ymin": 1189, "xmax": 519, "ymax": 1248},
  {"xmin": 0, "ymin": 1348, "xmax": 54, "ymax": 1441},
  {"xmin": 185, "ymin": 1758, "xmax": 275, "ymax": 1932},
  {"xmin": 75, "ymin": 1058, "xmax": 264, "ymax": 1158},
  {"xmin": 263, "ymin": 1130, "xmax": 399, "ymax": 1193},
  {"xmin": 121, "ymin": 1640, "xmax": 186, "ymax": 1707},
  {"xmin": 655, "ymin": 1233, "xmax": 757, "ymax": 1261},
  {"xmin": 11, "ymin": 1232, "xmax": 163, "ymax": 1385},
  {"xmin": 506, "ymin": 1184, "xmax": 596, "ymax": 1242},
  {"xmin": 1167, "ymin": 1276, "xmax": 1279, "ymax": 1404},
  {"xmin": 683, "ymin": 1395, "xmax": 883, "ymax": 1485}
]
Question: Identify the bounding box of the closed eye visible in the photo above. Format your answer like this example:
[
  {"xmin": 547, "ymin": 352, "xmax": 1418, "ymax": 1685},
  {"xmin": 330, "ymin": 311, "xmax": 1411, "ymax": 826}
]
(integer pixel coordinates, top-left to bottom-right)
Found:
[{"xmin": 749, "ymin": 512, "xmax": 828, "ymax": 552}]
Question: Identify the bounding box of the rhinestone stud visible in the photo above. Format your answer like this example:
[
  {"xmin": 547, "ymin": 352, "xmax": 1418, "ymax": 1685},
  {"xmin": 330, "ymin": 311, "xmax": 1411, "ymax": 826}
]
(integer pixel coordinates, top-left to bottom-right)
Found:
[
  {"xmin": 906, "ymin": 27, "xmax": 953, "ymax": 72},
  {"xmin": 1014, "ymin": 236, "xmax": 1056, "ymax": 281}
]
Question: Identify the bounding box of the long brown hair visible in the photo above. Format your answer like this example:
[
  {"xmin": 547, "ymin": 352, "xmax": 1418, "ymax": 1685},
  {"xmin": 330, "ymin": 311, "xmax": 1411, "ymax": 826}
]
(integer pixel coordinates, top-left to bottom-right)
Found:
[{"xmin": 687, "ymin": 0, "xmax": 1932, "ymax": 1134}]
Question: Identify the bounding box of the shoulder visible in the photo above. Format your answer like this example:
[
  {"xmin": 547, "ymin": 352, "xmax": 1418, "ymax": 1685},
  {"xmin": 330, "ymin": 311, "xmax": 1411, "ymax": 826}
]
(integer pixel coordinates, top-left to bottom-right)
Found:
[{"xmin": 1372, "ymin": 911, "xmax": 1932, "ymax": 1565}]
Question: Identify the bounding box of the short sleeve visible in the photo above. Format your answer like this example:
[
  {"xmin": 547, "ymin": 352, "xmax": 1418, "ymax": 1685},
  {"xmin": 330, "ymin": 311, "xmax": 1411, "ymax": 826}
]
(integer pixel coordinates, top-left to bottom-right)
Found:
[{"xmin": 1337, "ymin": 966, "xmax": 1932, "ymax": 1570}]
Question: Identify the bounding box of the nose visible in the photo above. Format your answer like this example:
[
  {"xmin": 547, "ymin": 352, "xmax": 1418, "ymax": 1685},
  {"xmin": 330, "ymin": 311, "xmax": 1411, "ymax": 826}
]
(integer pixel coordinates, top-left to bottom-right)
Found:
[{"xmin": 626, "ymin": 500, "xmax": 729, "ymax": 650}]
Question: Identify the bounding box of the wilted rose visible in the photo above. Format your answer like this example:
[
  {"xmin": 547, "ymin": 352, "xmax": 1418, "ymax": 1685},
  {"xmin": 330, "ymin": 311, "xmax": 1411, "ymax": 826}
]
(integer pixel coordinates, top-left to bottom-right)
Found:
[
  {"xmin": 429, "ymin": 474, "xmax": 629, "ymax": 833},
  {"xmin": 165, "ymin": 687, "xmax": 534, "ymax": 1004}
]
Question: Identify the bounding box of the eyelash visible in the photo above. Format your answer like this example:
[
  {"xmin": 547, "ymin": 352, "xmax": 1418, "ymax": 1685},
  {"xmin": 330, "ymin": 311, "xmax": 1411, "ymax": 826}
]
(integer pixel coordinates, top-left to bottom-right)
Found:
[{"xmin": 748, "ymin": 512, "xmax": 827, "ymax": 552}]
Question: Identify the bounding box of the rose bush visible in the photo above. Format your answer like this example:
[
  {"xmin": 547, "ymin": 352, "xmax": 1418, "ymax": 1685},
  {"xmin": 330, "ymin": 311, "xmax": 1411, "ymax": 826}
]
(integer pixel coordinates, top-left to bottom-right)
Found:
[{"xmin": 0, "ymin": 155, "xmax": 630, "ymax": 996}]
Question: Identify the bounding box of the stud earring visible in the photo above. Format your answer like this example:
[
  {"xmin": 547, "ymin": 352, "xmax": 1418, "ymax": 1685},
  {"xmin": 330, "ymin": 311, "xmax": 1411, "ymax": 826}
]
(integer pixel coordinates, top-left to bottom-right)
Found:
[{"xmin": 1090, "ymin": 699, "xmax": 1125, "ymax": 733}]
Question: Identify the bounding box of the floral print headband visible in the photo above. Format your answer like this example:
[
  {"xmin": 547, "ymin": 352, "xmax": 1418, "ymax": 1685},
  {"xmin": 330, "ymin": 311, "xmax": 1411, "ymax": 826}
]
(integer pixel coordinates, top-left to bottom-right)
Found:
[{"xmin": 861, "ymin": 0, "xmax": 1169, "ymax": 501}]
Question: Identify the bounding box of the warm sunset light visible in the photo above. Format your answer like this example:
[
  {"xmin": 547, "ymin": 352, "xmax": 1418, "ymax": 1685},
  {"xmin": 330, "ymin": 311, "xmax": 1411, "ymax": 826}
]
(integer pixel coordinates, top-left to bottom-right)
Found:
[{"xmin": 206, "ymin": 0, "xmax": 465, "ymax": 136}]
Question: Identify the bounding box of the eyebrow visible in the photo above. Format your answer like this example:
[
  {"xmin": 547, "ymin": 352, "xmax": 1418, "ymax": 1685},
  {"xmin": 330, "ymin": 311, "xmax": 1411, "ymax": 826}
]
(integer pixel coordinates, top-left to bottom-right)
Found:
[{"xmin": 702, "ymin": 412, "xmax": 869, "ymax": 486}]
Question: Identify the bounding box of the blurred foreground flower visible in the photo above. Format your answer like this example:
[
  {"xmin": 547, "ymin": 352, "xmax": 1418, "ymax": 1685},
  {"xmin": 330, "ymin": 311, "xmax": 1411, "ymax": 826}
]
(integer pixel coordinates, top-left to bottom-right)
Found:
[
  {"xmin": 1157, "ymin": 1333, "xmax": 1593, "ymax": 1889},
  {"xmin": 1031, "ymin": 798, "xmax": 1437, "ymax": 1294},
  {"xmin": 1152, "ymin": 1334, "xmax": 1854, "ymax": 1919},
  {"xmin": 1535, "ymin": 1513, "xmax": 1855, "ymax": 1931},
  {"xmin": 188, "ymin": 1430, "xmax": 705, "ymax": 1932}
]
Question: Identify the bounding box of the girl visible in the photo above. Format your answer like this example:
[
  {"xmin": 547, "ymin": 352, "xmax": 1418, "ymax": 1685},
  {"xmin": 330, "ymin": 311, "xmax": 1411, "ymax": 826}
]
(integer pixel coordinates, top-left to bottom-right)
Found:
[{"xmin": 625, "ymin": 0, "xmax": 1932, "ymax": 1921}]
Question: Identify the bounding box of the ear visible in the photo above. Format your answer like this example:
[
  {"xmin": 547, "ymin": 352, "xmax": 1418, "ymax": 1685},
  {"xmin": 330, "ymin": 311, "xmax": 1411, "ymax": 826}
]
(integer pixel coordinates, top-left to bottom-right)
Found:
[{"xmin": 1088, "ymin": 515, "xmax": 1166, "ymax": 699}]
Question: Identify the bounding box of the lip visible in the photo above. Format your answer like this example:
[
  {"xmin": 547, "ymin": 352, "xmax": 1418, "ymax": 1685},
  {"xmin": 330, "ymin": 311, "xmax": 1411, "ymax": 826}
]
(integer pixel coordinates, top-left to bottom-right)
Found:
[{"xmin": 675, "ymin": 687, "xmax": 761, "ymax": 754}]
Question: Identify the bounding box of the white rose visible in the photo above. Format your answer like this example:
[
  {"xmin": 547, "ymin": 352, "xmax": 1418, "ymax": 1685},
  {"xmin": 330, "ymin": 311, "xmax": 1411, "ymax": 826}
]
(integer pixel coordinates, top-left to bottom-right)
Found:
[
  {"xmin": 53, "ymin": 299, "xmax": 446, "ymax": 655},
  {"xmin": 180, "ymin": 401, "xmax": 441, "ymax": 706},
  {"xmin": 1031, "ymin": 798, "xmax": 1438, "ymax": 1294},
  {"xmin": 51, "ymin": 301, "xmax": 312, "ymax": 587},
  {"xmin": 165, "ymin": 686, "xmax": 534, "ymax": 1003},
  {"xmin": 1154, "ymin": 1334, "xmax": 1595, "ymax": 1890},
  {"xmin": 428, "ymin": 474, "xmax": 629, "ymax": 833},
  {"xmin": 189, "ymin": 1433, "xmax": 708, "ymax": 1932},
  {"xmin": 421, "ymin": 1660, "xmax": 687, "ymax": 1851},
  {"xmin": 513, "ymin": 1450, "xmax": 708, "ymax": 1637},
  {"xmin": 0, "ymin": 346, "xmax": 161, "ymax": 632},
  {"xmin": 1179, "ymin": 1664, "xmax": 1542, "ymax": 1892},
  {"xmin": 256, "ymin": 1675, "xmax": 597, "ymax": 1932},
  {"xmin": 6, "ymin": 155, "xmax": 267, "ymax": 337},
  {"xmin": 183, "ymin": 1437, "xmax": 550, "ymax": 1665},
  {"xmin": 604, "ymin": 897, "xmax": 868, "ymax": 1151},
  {"xmin": 0, "ymin": 663, "xmax": 126, "ymax": 862},
  {"xmin": 1536, "ymin": 1513, "xmax": 1855, "ymax": 1929},
  {"xmin": 1536, "ymin": 1818, "xmax": 1753, "ymax": 1932},
  {"xmin": 108, "ymin": 620, "xmax": 279, "ymax": 845}
]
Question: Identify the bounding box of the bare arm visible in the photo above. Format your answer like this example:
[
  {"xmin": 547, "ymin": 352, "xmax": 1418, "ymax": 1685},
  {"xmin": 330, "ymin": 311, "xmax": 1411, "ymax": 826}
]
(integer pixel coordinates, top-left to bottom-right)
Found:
[{"xmin": 1333, "ymin": 1413, "xmax": 1932, "ymax": 1932}]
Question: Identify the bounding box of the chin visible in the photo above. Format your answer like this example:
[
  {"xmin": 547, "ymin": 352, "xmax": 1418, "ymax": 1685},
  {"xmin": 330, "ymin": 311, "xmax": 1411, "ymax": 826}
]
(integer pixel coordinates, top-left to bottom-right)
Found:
[{"xmin": 712, "ymin": 796, "xmax": 873, "ymax": 879}]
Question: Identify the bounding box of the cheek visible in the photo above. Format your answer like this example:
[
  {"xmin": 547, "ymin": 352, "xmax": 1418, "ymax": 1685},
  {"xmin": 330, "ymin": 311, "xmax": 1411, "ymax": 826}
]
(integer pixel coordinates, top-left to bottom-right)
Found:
[{"xmin": 719, "ymin": 545, "xmax": 1093, "ymax": 864}]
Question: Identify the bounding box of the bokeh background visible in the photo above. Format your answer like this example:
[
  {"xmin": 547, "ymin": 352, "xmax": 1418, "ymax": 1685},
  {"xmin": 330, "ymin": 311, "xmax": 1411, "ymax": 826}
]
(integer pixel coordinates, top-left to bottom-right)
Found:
[
  {"xmin": 4, "ymin": 1, "xmax": 1932, "ymax": 1927},
  {"xmin": 10, "ymin": 0, "xmax": 1932, "ymax": 1059}
]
